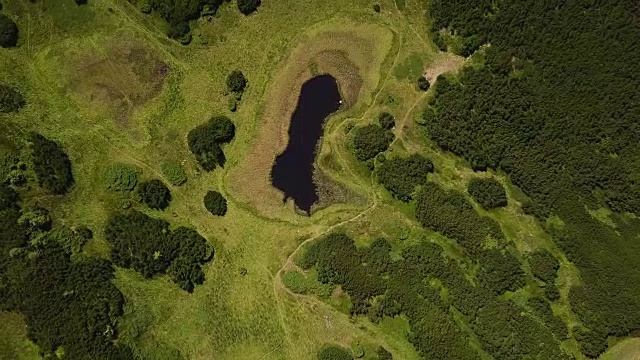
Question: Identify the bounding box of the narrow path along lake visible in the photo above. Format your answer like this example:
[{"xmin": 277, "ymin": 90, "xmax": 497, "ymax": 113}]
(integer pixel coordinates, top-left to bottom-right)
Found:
[{"xmin": 271, "ymin": 75, "xmax": 342, "ymax": 214}]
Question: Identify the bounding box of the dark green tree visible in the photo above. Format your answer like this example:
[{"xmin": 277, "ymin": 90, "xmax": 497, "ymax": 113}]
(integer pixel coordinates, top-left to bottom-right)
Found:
[
  {"xmin": 351, "ymin": 124, "xmax": 394, "ymax": 161},
  {"xmin": 187, "ymin": 116, "xmax": 235, "ymax": 171},
  {"xmin": 317, "ymin": 344, "xmax": 353, "ymax": 360},
  {"xmin": 237, "ymin": 0, "xmax": 259, "ymax": 15},
  {"xmin": 417, "ymin": 76, "xmax": 430, "ymax": 91},
  {"xmin": 0, "ymin": 84, "xmax": 25, "ymax": 113},
  {"xmin": 0, "ymin": 14, "xmax": 18, "ymax": 48},
  {"xmin": 467, "ymin": 178, "xmax": 508, "ymax": 209},
  {"xmin": 105, "ymin": 211, "xmax": 176, "ymax": 278},
  {"xmin": 137, "ymin": 179, "xmax": 171, "ymax": 210},
  {"xmin": 0, "ymin": 184, "xmax": 18, "ymax": 211},
  {"xmin": 204, "ymin": 190, "xmax": 227, "ymax": 216},
  {"xmin": 208, "ymin": 115, "xmax": 236, "ymax": 143},
  {"xmin": 226, "ymin": 70, "xmax": 247, "ymax": 93},
  {"xmin": 30, "ymin": 133, "xmax": 74, "ymax": 195},
  {"xmin": 167, "ymin": 256, "xmax": 204, "ymax": 292},
  {"xmin": 373, "ymin": 4, "xmax": 381, "ymax": 13},
  {"xmin": 378, "ymin": 112, "xmax": 395, "ymax": 130}
]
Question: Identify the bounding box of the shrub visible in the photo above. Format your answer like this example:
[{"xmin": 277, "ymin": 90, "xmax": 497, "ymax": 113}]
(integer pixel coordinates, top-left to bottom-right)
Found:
[
  {"xmin": 237, "ymin": 0, "xmax": 259, "ymax": 15},
  {"xmin": 30, "ymin": 133, "xmax": 73, "ymax": 195},
  {"xmin": 378, "ymin": 112, "xmax": 395, "ymax": 130},
  {"xmin": 162, "ymin": 161, "xmax": 187, "ymax": 186},
  {"xmin": 226, "ymin": 70, "xmax": 247, "ymax": 93},
  {"xmin": 0, "ymin": 84, "xmax": 25, "ymax": 113},
  {"xmin": 417, "ymin": 76, "xmax": 430, "ymax": 91},
  {"xmin": 377, "ymin": 154, "xmax": 434, "ymax": 201},
  {"xmin": 0, "ymin": 14, "xmax": 18, "ymax": 48},
  {"xmin": 204, "ymin": 190, "xmax": 227, "ymax": 216},
  {"xmin": 373, "ymin": 4, "xmax": 381, "ymax": 13},
  {"xmin": 351, "ymin": 125, "xmax": 394, "ymax": 161},
  {"xmin": 467, "ymin": 178, "xmax": 508, "ymax": 209},
  {"xmin": 103, "ymin": 163, "xmax": 139, "ymax": 191},
  {"xmin": 137, "ymin": 179, "xmax": 171, "ymax": 210},
  {"xmin": 317, "ymin": 344, "xmax": 353, "ymax": 360}
]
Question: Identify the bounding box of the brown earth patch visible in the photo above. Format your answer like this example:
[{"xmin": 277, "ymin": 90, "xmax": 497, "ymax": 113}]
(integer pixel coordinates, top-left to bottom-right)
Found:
[
  {"xmin": 422, "ymin": 53, "xmax": 465, "ymax": 82},
  {"xmin": 229, "ymin": 22, "xmax": 393, "ymax": 218},
  {"xmin": 65, "ymin": 37, "xmax": 168, "ymax": 124}
]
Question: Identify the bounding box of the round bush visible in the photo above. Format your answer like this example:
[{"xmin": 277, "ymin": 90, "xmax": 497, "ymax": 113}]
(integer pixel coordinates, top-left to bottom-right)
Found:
[
  {"xmin": 137, "ymin": 179, "xmax": 171, "ymax": 210},
  {"xmin": 0, "ymin": 14, "xmax": 18, "ymax": 48},
  {"xmin": 204, "ymin": 190, "xmax": 227, "ymax": 216},
  {"xmin": 417, "ymin": 76, "xmax": 430, "ymax": 91},
  {"xmin": 237, "ymin": 0, "xmax": 260, "ymax": 15},
  {"xmin": 226, "ymin": 70, "xmax": 247, "ymax": 93}
]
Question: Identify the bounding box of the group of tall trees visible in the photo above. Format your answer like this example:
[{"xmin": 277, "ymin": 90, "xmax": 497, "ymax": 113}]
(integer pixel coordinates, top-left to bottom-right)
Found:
[
  {"xmin": 0, "ymin": 13, "xmax": 18, "ymax": 48},
  {"xmin": 30, "ymin": 133, "xmax": 74, "ymax": 195},
  {"xmin": 299, "ymin": 231, "xmax": 569, "ymax": 359},
  {"xmin": 143, "ymin": 0, "xmax": 260, "ymax": 41},
  {"xmin": 376, "ymin": 154, "xmax": 433, "ymax": 201},
  {"xmin": 426, "ymin": 0, "xmax": 640, "ymax": 356},
  {"xmin": 105, "ymin": 211, "xmax": 213, "ymax": 292},
  {"xmin": 188, "ymin": 115, "xmax": 236, "ymax": 171},
  {"xmin": 0, "ymin": 158, "xmax": 132, "ymax": 358},
  {"xmin": 351, "ymin": 124, "xmax": 393, "ymax": 163}
]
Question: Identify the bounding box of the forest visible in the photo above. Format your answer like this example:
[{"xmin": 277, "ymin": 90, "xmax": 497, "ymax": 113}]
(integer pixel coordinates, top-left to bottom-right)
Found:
[
  {"xmin": 299, "ymin": 231, "xmax": 569, "ymax": 360},
  {"xmin": 0, "ymin": 131, "xmax": 215, "ymax": 358},
  {"xmin": 426, "ymin": 0, "xmax": 640, "ymax": 356}
]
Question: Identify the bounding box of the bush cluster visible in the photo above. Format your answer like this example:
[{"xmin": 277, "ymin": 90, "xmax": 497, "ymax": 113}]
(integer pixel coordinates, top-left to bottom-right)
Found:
[{"xmin": 162, "ymin": 161, "xmax": 187, "ymax": 186}]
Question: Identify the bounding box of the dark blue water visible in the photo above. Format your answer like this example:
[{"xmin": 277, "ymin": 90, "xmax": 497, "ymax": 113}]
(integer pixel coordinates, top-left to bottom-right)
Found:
[{"xmin": 271, "ymin": 75, "xmax": 342, "ymax": 215}]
